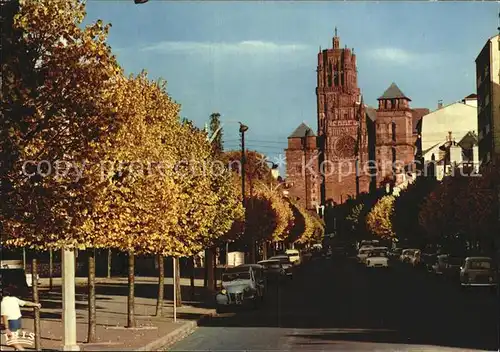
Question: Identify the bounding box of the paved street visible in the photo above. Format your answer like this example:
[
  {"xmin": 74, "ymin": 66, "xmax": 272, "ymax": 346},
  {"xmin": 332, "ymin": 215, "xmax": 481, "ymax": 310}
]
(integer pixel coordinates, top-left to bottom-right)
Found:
[{"xmin": 170, "ymin": 255, "xmax": 498, "ymax": 351}]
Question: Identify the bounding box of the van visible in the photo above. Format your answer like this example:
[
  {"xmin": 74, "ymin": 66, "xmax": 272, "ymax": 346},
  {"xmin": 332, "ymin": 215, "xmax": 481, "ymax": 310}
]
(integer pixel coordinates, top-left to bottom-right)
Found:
[{"xmin": 285, "ymin": 249, "xmax": 300, "ymax": 265}]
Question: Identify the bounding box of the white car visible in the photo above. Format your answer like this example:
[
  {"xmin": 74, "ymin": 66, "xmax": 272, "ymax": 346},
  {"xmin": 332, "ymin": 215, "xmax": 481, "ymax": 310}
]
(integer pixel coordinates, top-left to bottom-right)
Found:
[
  {"xmin": 365, "ymin": 249, "xmax": 389, "ymax": 268},
  {"xmin": 285, "ymin": 249, "xmax": 301, "ymax": 265}
]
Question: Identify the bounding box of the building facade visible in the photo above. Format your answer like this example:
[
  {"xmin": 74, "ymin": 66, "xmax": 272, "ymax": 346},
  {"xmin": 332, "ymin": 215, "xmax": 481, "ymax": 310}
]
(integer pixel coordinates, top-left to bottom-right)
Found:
[
  {"xmin": 476, "ymin": 34, "xmax": 500, "ymax": 167},
  {"xmin": 286, "ymin": 30, "xmax": 429, "ymax": 208},
  {"xmin": 315, "ymin": 29, "xmax": 370, "ymax": 205},
  {"xmin": 420, "ymin": 96, "xmax": 479, "ymax": 180},
  {"xmin": 285, "ymin": 123, "xmax": 321, "ymax": 210}
]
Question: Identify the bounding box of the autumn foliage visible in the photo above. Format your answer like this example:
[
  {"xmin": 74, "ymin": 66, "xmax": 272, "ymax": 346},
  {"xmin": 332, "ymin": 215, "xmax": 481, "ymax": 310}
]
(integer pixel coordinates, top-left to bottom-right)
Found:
[{"xmin": 366, "ymin": 195, "xmax": 396, "ymax": 239}]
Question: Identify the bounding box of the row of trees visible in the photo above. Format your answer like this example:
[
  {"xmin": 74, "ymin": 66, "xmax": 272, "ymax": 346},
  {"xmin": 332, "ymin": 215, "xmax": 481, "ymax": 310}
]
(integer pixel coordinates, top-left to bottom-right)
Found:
[
  {"xmin": 0, "ymin": 0, "xmax": 324, "ymax": 347},
  {"xmin": 338, "ymin": 165, "xmax": 499, "ymax": 253}
]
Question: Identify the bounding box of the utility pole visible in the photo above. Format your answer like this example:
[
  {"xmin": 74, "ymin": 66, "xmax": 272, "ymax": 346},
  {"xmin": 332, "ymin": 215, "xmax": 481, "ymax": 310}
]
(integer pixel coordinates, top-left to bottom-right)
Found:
[{"xmin": 239, "ymin": 123, "xmax": 250, "ymax": 261}]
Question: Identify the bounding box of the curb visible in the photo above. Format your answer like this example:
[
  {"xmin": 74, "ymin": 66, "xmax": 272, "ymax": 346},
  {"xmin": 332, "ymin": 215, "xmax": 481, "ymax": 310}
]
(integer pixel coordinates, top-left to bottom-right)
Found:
[{"xmin": 134, "ymin": 312, "xmax": 215, "ymax": 351}]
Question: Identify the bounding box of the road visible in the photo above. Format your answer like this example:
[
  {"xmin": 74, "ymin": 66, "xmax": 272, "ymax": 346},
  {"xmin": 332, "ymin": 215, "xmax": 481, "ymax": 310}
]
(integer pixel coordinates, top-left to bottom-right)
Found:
[{"xmin": 169, "ymin": 255, "xmax": 499, "ymax": 351}]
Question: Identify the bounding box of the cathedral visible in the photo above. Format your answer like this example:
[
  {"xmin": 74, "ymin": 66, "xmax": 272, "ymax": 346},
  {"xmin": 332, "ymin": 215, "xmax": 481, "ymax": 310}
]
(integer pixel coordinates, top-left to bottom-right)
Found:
[{"xmin": 285, "ymin": 30, "xmax": 429, "ymax": 209}]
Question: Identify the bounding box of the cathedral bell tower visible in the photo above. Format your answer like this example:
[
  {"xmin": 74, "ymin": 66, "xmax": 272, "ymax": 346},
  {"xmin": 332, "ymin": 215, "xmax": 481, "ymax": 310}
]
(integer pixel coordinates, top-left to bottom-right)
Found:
[{"xmin": 316, "ymin": 29, "xmax": 369, "ymax": 204}]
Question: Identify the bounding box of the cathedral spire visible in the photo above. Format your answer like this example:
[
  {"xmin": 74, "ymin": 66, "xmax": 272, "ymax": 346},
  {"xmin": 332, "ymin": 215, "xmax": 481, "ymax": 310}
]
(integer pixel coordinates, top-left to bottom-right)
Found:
[{"xmin": 333, "ymin": 27, "xmax": 340, "ymax": 49}]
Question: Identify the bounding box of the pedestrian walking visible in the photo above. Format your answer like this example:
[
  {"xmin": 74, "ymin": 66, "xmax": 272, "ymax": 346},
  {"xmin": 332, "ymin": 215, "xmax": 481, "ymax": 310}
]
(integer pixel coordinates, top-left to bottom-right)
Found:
[{"xmin": 1, "ymin": 284, "xmax": 41, "ymax": 351}]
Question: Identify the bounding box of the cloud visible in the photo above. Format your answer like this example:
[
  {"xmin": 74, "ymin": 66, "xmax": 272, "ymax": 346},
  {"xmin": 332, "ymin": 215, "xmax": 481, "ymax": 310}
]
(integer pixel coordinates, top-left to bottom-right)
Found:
[
  {"xmin": 139, "ymin": 40, "xmax": 309, "ymax": 55},
  {"xmin": 368, "ymin": 47, "xmax": 439, "ymax": 67}
]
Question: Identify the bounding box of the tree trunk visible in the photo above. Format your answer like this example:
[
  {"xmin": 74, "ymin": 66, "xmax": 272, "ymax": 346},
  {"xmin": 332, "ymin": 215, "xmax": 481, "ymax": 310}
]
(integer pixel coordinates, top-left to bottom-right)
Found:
[
  {"xmin": 155, "ymin": 254, "xmax": 164, "ymax": 316},
  {"xmin": 212, "ymin": 247, "xmax": 218, "ymax": 291},
  {"xmin": 87, "ymin": 249, "xmax": 97, "ymax": 342},
  {"xmin": 174, "ymin": 257, "xmax": 182, "ymax": 307},
  {"xmin": 262, "ymin": 242, "xmax": 268, "ymax": 260},
  {"xmin": 250, "ymin": 237, "xmax": 256, "ymax": 264},
  {"xmin": 49, "ymin": 249, "xmax": 53, "ymax": 291},
  {"xmin": 127, "ymin": 250, "xmax": 136, "ymax": 328},
  {"xmin": 206, "ymin": 249, "xmax": 215, "ymax": 292},
  {"xmin": 31, "ymin": 257, "xmax": 41, "ymax": 350},
  {"xmin": 190, "ymin": 256, "xmax": 195, "ymax": 300},
  {"xmin": 203, "ymin": 249, "xmax": 209, "ymax": 287},
  {"xmin": 107, "ymin": 248, "xmax": 112, "ymax": 278}
]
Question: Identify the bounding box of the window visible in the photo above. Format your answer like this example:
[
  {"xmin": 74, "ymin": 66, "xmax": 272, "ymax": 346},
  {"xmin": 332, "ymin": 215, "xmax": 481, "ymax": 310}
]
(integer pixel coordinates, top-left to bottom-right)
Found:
[
  {"xmin": 392, "ymin": 147, "xmax": 397, "ymax": 163},
  {"xmin": 328, "ymin": 75, "xmax": 332, "ymax": 87},
  {"xmin": 344, "ymin": 113, "xmax": 348, "ymax": 119},
  {"xmin": 391, "ymin": 122, "xmax": 396, "ymax": 142},
  {"xmin": 391, "ymin": 99, "xmax": 396, "ymax": 108}
]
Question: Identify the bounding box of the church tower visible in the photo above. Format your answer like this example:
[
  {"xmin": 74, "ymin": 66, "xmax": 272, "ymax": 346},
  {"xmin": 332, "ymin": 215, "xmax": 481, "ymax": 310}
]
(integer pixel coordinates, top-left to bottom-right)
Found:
[
  {"xmin": 375, "ymin": 83, "xmax": 414, "ymax": 187},
  {"xmin": 316, "ymin": 29, "xmax": 370, "ymax": 204}
]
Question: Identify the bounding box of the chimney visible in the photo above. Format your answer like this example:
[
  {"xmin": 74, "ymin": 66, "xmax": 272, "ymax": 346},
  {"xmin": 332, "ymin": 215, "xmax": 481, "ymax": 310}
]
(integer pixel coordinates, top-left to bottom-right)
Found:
[{"xmin": 438, "ymin": 100, "xmax": 443, "ymax": 109}]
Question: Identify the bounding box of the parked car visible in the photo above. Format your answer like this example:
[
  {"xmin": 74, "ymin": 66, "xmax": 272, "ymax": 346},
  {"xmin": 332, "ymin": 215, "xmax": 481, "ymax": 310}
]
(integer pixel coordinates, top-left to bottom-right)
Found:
[
  {"xmin": 444, "ymin": 255, "xmax": 463, "ymax": 280},
  {"xmin": 258, "ymin": 259, "xmax": 285, "ymax": 282},
  {"xmin": 357, "ymin": 247, "xmax": 373, "ymax": 264},
  {"xmin": 400, "ymin": 249, "xmax": 417, "ymax": 263},
  {"xmin": 421, "ymin": 253, "xmax": 437, "ymax": 271},
  {"xmin": 358, "ymin": 240, "xmax": 379, "ymax": 250},
  {"xmin": 409, "ymin": 250, "xmax": 421, "ymax": 267},
  {"xmin": 215, "ymin": 266, "xmax": 264, "ymax": 313},
  {"xmin": 235, "ymin": 264, "xmax": 266, "ymax": 296},
  {"xmin": 365, "ymin": 248, "xmax": 389, "ymax": 268},
  {"xmin": 432, "ymin": 254, "xmax": 449, "ymax": 274},
  {"xmin": 285, "ymin": 249, "xmax": 301, "ymax": 265},
  {"xmin": 460, "ymin": 257, "xmax": 497, "ymax": 291},
  {"xmin": 268, "ymin": 255, "xmax": 293, "ymax": 278}
]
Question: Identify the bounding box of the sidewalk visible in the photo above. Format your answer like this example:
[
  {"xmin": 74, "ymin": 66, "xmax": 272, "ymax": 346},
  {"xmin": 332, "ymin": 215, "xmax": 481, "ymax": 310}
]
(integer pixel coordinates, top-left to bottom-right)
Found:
[{"xmin": 0, "ymin": 277, "xmax": 216, "ymax": 351}]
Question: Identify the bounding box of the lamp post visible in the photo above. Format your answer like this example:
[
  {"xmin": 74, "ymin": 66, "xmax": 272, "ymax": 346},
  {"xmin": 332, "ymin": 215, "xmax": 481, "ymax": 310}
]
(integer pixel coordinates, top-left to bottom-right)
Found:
[
  {"xmin": 240, "ymin": 122, "xmax": 248, "ymax": 208},
  {"xmin": 239, "ymin": 123, "xmax": 250, "ymax": 262}
]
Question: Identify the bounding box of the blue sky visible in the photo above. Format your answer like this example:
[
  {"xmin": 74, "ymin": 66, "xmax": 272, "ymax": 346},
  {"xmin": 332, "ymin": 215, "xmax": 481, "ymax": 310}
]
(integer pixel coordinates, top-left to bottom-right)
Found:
[{"xmin": 85, "ymin": 1, "xmax": 498, "ymax": 170}]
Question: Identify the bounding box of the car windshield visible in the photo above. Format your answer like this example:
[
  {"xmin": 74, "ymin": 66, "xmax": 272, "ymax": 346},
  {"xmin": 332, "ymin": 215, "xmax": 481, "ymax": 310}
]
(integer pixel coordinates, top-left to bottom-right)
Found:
[
  {"xmin": 468, "ymin": 260, "xmax": 491, "ymax": 269},
  {"xmin": 261, "ymin": 262, "xmax": 280, "ymax": 269},
  {"xmin": 222, "ymin": 272, "xmax": 250, "ymax": 281}
]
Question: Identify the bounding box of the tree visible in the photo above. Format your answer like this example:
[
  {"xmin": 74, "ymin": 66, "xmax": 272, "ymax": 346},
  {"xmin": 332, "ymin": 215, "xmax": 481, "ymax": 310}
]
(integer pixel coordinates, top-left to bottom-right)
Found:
[
  {"xmin": 209, "ymin": 112, "xmax": 223, "ymax": 155},
  {"xmin": 366, "ymin": 195, "xmax": 396, "ymax": 240},
  {"xmin": 1, "ymin": 0, "xmax": 121, "ymax": 343},
  {"xmin": 392, "ymin": 177, "xmax": 437, "ymax": 248}
]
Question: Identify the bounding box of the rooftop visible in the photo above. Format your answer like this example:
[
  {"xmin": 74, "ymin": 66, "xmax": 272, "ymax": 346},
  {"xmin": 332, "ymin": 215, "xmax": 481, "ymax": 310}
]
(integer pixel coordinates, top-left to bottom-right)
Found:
[
  {"xmin": 378, "ymin": 82, "xmax": 411, "ymax": 101},
  {"xmin": 288, "ymin": 122, "xmax": 316, "ymax": 138}
]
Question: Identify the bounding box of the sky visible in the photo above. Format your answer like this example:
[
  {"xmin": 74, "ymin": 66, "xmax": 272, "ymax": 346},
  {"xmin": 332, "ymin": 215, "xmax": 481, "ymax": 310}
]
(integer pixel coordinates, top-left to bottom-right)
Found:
[{"xmin": 85, "ymin": 1, "xmax": 498, "ymax": 173}]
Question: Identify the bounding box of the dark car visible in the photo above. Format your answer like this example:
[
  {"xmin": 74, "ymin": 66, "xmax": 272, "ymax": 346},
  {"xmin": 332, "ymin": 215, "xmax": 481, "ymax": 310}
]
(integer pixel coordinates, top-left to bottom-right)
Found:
[
  {"xmin": 421, "ymin": 253, "xmax": 437, "ymax": 271},
  {"xmin": 460, "ymin": 257, "xmax": 497, "ymax": 290},
  {"xmin": 268, "ymin": 255, "xmax": 294, "ymax": 279},
  {"xmin": 444, "ymin": 255, "xmax": 463, "ymax": 280}
]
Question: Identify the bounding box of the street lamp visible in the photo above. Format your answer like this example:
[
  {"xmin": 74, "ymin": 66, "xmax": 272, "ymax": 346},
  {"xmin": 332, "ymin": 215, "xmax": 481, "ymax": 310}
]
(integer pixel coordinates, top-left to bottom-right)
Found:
[{"xmin": 239, "ymin": 122, "xmax": 248, "ymax": 207}]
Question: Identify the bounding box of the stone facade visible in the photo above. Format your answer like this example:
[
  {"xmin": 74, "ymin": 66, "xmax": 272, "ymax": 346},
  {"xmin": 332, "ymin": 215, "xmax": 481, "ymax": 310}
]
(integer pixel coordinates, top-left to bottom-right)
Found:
[
  {"xmin": 285, "ymin": 30, "xmax": 429, "ymax": 208},
  {"xmin": 285, "ymin": 124, "xmax": 321, "ymax": 210}
]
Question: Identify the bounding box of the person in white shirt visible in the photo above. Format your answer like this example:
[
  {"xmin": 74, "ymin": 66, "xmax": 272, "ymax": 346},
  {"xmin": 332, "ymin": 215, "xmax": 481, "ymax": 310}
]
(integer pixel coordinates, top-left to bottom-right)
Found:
[{"xmin": 1, "ymin": 284, "xmax": 41, "ymax": 351}]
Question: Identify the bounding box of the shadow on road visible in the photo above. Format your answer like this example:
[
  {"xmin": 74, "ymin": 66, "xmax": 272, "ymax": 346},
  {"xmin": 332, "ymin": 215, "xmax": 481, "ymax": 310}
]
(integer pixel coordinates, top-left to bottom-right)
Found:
[{"xmin": 198, "ymin": 256, "xmax": 498, "ymax": 351}]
